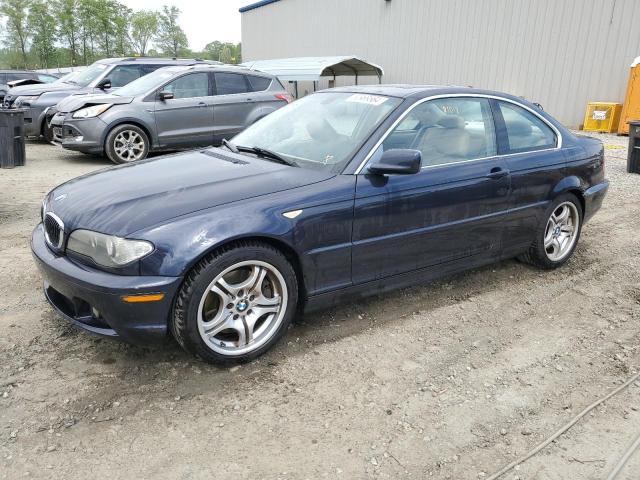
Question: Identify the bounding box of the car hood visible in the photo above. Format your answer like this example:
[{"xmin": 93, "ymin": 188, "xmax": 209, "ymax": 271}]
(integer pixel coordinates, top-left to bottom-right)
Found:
[
  {"xmin": 56, "ymin": 93, "xmax": 133, "ymax": 113},
  {"xmin": 46, "ymin": 149, "xmax": 334, "ymax": 237},
  {"xmin": 9, "ymin": 82, "xmax": 80, "ymax": 96}
]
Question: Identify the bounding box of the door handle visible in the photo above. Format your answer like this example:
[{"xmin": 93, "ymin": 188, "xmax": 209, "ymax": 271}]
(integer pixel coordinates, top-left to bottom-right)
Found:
[
  {"xmin": 198, "ymin": 102, "xmax": 207, "ymax": 107},
  {"xmin": 245, "ymin": 98, "xmax": 253, "ymax": 102},
  {"xmin": 486, "ymin": 167, "xmax": 509, "ymax": 179}
]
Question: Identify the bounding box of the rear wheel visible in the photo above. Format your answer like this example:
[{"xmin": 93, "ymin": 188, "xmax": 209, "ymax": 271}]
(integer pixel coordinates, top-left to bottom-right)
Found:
[
  {"xmin": 171, "ymin": 242, "xmax": 298, "ymax": 364},
  {"xmin": 519, "ymin": 193, "xmax": 582, "ymax": 269},
  {"xmin": 105, "ymin": 124, "xmax": 149, "ymax": 164}
]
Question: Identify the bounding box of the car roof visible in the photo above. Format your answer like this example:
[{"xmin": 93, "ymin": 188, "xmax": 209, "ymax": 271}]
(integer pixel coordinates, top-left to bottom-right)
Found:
[
  {"xmin": 94, "ymin": 57, "xmax": 222, "ymax": 66},
  {"xmin": 0, "ymin": 70, "xmax": 35, "ymax": 74},
  {"xmin": 325, "ymin": 84, "xmax": 540, "ymax": 103},
  {"xmin": 156, "ymin": 64, "xmax": 274, "ymax": 77}
]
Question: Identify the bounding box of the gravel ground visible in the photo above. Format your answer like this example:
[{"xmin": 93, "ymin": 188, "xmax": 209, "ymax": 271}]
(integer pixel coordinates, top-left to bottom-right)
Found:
[{"xmin": 1, "ymin": 134, "xmax": 639, "ymax": 480}]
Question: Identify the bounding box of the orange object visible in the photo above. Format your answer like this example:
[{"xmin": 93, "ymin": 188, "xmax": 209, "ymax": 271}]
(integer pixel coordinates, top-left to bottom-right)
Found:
[
  {"xmin": 619, "ymin": 56, "xmax": 640, "ymax": 135},
  {"xmin": 121, "ymin": 293, "xmax": 165, "ymax": 303}
]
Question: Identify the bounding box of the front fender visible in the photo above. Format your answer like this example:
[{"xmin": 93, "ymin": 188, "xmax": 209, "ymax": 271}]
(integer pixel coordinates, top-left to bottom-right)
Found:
[
  {"xmin": 101, "ymin": 114, "xmax": 158, "ymax": 147},
  {"xmin": 138, "ymin": 201, "xmax": 296, "ymax": 277}
]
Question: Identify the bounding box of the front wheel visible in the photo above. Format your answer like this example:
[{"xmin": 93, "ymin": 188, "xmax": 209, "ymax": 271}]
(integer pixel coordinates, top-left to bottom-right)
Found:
[
  {"xmin": 519, "ymin": 193, "xmax": 583, "ymax": 269},
  {"xmin": 105, "ymin": 124, "xmax": 150, "ymax": 164},
  {"xmin": 171, "ymin": 242, "xmax": 299, "ymax": 364}
]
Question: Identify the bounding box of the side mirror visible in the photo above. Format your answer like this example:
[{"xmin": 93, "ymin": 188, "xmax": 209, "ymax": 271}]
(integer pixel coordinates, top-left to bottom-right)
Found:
[
  {"xmin": 368, "ymin": 149, "xmax": 422, "ymax": 175},
  {"xmin": 159, "ymin": 91, "xmax": 174, "ymax": 101},
  {"xmin": 97, "ymin": 78, "xmax": 111, "ymax": 90}
]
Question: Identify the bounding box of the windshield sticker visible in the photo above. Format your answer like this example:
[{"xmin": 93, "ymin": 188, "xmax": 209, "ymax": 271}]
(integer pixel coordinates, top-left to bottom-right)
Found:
[{"xmin": 346, "ymin": 93, "xmax": 389, "ymax": 106}]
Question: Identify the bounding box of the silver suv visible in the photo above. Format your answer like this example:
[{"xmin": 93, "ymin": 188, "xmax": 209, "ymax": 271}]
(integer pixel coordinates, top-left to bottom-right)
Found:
[
  {"xmin": 4, "ymin": 57, "xmax": 215, "ymax": 140},
  {"xmin": 50, "ymin": 64, "xmax": 292, "ymax": 163}
]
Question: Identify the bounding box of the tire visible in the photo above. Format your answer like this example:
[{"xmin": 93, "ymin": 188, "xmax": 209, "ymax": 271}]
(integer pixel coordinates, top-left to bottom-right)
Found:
[
  {"xmin": 42, "ymin": 120, "xmax": 54, "ymax": 143},
  {"xmin": 519, "ymin": 193, "xmax": 583, "ymax": 269},
  {"xmin": 171, "ymin": 241, "xmax": 299, "ymax": 364},
  {"xmin": 104, "ymin": 124, "xmax": 150, "ymax": 164}
]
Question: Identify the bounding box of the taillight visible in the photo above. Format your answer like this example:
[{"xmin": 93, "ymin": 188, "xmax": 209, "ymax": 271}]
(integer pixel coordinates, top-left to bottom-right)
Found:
[{"xmin": 275, "ymin": 93, "xmax": 293, "ymax": 104}]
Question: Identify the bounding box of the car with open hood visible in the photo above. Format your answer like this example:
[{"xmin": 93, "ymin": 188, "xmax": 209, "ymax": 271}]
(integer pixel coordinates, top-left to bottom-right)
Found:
[
  {"xmin": 31, "ymin": 85, "xmax": 609, "ymax": 364},
  {"xmin": 3, "ymin": 57, "xmax": 216, "ymax": 139},
  {"xmin": 49, "ymin": 64, "xmax": 292, "ymax": 163}
]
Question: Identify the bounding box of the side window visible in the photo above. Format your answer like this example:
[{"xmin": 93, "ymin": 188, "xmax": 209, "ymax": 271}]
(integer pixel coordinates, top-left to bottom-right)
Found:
[
  {"xmin": 0, "ymin": 74, "xmax": 7, "ymax": 84},
  {"xmin": 163, "ymin": 73, "xmax": 209, "ymax": 99},
  {"xmin": 246, "ymin": 75, "xmax": 271, "ymax": 92},
  {"xmin": 108, "ymin": 65, "xmax": 144, "ymax": 88},
  {"xmin": 497, "ymin": 101, "xmax": 557, "ymax": 153},
  {"xmin": 140, "ymin": 65, "xmax": 165, "ymax": 75},
  {"xmin": 214, "ymin": 72, "xmax": 249, "ymax": 95},
  {"xmin": 7, "ymin": 72, "xmax": 32, "ymax": 81},
  {"xmin": 382, "ymin": 97, "xmax": 497, "ymax": 167},
  {"xmin": 37, "ymin": 74, "xmax": 58, "ymax": 83}
]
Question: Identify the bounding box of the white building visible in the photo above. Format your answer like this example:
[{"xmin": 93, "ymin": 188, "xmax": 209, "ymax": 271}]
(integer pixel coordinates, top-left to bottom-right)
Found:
[{"xmin": 240, "ymin": 0, "xmax": 640, "ymax": 127}]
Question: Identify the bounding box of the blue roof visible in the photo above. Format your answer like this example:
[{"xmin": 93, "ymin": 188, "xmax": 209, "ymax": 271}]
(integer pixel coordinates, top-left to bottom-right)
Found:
[{"xmin": 239, "ymin": 0, "xmax": 281, "ymax": 13}]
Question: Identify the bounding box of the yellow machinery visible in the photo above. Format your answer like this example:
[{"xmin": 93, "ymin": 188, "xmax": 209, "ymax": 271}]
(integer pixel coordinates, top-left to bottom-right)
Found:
[
  {"xmin": 618, "ymin": 56, "xmax": 640, "ymax": 135},
  {"xmin": 583, "ymin": 102, "xmax": 622, "ymax": 133}
]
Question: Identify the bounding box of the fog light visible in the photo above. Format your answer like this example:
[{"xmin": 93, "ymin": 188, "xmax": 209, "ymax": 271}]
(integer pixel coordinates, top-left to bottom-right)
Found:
[{"xmin": 91, "ymin": 307, "xmax": 100, "ymax": 318}]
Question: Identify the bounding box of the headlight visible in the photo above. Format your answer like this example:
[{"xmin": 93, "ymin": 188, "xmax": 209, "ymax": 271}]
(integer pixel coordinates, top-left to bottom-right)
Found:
[
  {"xmin": 72, "ymin": 104, "xmax": 112, "ymax": 119},
  {"xmin": 15, "ymin": 95, "xmax": 39, "ymax": 106},
  {"xmin": 67, "ymin": 229, "xmax": 154, "ymax": 268}
]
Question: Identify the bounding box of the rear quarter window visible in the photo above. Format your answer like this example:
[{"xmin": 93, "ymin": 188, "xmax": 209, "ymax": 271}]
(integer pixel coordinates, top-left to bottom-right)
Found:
[
  {"xmin": 246, "ymin": 75, "xmax": 271, "ymax": 92},
  {"xmin": 497, "ymin": 101, "xmax": 557, "ymax": 153}
]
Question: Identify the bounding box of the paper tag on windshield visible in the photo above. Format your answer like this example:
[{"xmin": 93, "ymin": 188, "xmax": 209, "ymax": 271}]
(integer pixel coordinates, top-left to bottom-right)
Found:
[{"xmin": 346, "ymin": 93, "xmax": 388, "ymax": 106}]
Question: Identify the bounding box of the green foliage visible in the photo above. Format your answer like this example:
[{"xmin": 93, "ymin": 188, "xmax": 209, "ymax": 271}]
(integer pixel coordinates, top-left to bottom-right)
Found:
[
  {"xmin": 130, "ymin": 10, "xmax": 158, "ymax": 56},
  {"xmin": 155, "ymin": 5, "xmax": 188, "ymax": 58},
  {"xmin": 204, "ymin": 41, "xmax": 242, "ymax": 64},
  {"xmin": 0, "ymin": 1, "xmax": 242, "ymax": 69},
  {"xmin": 28, "ymin": 0, "xmax": 57, "ymax": 68}
]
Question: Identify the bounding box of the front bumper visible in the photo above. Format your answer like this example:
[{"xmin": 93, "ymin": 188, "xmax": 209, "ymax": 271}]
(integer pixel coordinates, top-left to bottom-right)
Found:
[
  {"xmin": 31, "ymin": 223, "xmax": 182, "ymax": 344},
  {"xmin": 583, "ymin": 180, "xmax": 609, "ymax": 223},
  {"xmin": 50, "ymin": 113, "xmax": 107, "ymax": 154}
]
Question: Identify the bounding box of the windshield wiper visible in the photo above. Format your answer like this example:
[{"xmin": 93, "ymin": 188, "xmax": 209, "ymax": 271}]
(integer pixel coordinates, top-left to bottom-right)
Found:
[
  {"xmin": 221, "ymin": 138, "xmax": 239, "ymax": 153},
  {"xmin": 235, "ymin": 145, "xmax": 299, "ymax": 167}
]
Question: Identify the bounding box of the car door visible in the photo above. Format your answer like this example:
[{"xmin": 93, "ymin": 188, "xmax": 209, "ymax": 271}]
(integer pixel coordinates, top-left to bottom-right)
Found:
[
  {"xmin": 490, "ymin": 99, "xmax": 566, "ymax": 254},
  {"xmin": 154, "ymin": 72, "xmax": 214, "ymax": 148},
  {"xmin": 211, "ymin": 72, "xmax": 256, "ymax": 144},
  {"xmin": 352, "ymin": 96, "xmax": 511, "ymax": 284}
]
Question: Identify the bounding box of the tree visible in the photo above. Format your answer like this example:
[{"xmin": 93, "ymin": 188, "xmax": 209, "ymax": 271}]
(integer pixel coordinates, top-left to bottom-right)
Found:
[
  {"xmin": 203, "ymin": 41, "xmax": 241, "ymax": 64},
  {"xmin": 0, "ymin": 0, "xmax": 32, "ymax": 67},
  {"xmin": 28, "ymin": 0, "xmax": 57, "ymax": 68},
  {"xmin": 155, "ymin": 5, "xmax": 188, "ymax": 57},
  {"xmin": 54, "ymin": 0, "xmax": 80, "ymax": 65},
  {"xmin": 130, "ymin": 10, "xmax": 158, "ymax": 56}
]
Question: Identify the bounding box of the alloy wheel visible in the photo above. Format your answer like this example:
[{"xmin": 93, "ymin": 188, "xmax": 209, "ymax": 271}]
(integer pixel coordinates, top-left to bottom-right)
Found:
[
  {"xmin": 113, "ymin": 130, "xmax": 146, "ymax": 162},
  {"xmin": 544, "ymin": 201, "xmax": 580, "ymax": 262},
  {"xmin": 197, "ymin": 260, "xmax": 288, "ymax": 356}
]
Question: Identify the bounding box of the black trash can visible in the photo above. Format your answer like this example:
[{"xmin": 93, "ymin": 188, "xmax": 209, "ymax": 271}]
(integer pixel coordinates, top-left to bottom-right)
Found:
[
  {"xmin": 628, "ymin": 120, "xmax": 640, "ymax": 174},
  {"xmin": 0, "ymin": 108, "xmax": 26, "ymax": 169}
]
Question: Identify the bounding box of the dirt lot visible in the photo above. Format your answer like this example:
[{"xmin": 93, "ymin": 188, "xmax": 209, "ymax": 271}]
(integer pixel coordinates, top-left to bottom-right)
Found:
[{"xmin": 1, "ymin": 135, "xmax": 639, "ymax": 480}]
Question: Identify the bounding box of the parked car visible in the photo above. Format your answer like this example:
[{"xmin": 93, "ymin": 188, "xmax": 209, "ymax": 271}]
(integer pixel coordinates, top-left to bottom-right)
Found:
[
  {"xmin": 0, "ymin": 70, "xmax": 58, "ymax": 101},
  {"xmin": 49, "ymin": 64, "xmax": 292, "ymax": 163},
  {"xmin": 32, "ymin": 85, "xmax": 608, "ymax": 364},
  {"xmin": 3, "ymin": 57, "xmax": 217, "ymax": 140}
]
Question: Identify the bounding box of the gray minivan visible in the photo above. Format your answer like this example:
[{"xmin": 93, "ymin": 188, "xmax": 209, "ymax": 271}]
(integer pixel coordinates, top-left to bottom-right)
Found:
[{"xmin": 50, "ymin": 64, "xmax": 292, "ymax": 163}]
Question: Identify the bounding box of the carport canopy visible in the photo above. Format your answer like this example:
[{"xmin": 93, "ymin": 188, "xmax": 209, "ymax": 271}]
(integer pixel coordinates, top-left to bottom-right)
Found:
[{"xmin": 241, "ymin": 56, "xmax": 383, "ymax": 83}]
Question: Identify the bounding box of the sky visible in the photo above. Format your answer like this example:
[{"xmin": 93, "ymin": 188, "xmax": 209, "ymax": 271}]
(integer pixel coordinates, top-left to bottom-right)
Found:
[{"xmin": 122, "ymin": 0, "xmax": 247, "ymax": 51}]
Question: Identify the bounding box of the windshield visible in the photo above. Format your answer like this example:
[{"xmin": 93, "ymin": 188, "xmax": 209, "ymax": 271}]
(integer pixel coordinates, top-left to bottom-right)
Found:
[
  {"xmin": 231, "ymin": 92, "xmax": 402, "ymax": 171},
  {"xmin": 62, "ymin": 64, "xmax": 108, "ymax": 87},
  {"xmin": 113, "ymin": 68, "xmax": 178, "ymax": 97}
]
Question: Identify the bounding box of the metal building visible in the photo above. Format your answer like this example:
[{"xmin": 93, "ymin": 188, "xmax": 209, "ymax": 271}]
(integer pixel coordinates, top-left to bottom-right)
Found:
[{"xmin": 240, "ymin": 0, "xmax": 640, "ymax": 128}]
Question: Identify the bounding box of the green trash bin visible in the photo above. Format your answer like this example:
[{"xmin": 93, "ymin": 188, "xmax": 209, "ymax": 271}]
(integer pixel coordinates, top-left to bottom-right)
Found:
[{"xmin": 0, "ymin": 108, "xmax": 26, "ymax": 168}]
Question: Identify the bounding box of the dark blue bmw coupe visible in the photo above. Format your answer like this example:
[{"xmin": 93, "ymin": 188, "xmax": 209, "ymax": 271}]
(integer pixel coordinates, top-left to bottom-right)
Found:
[{"xmin": 32, "ymin": 85, "xmax": 608, "ymax": 363}]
